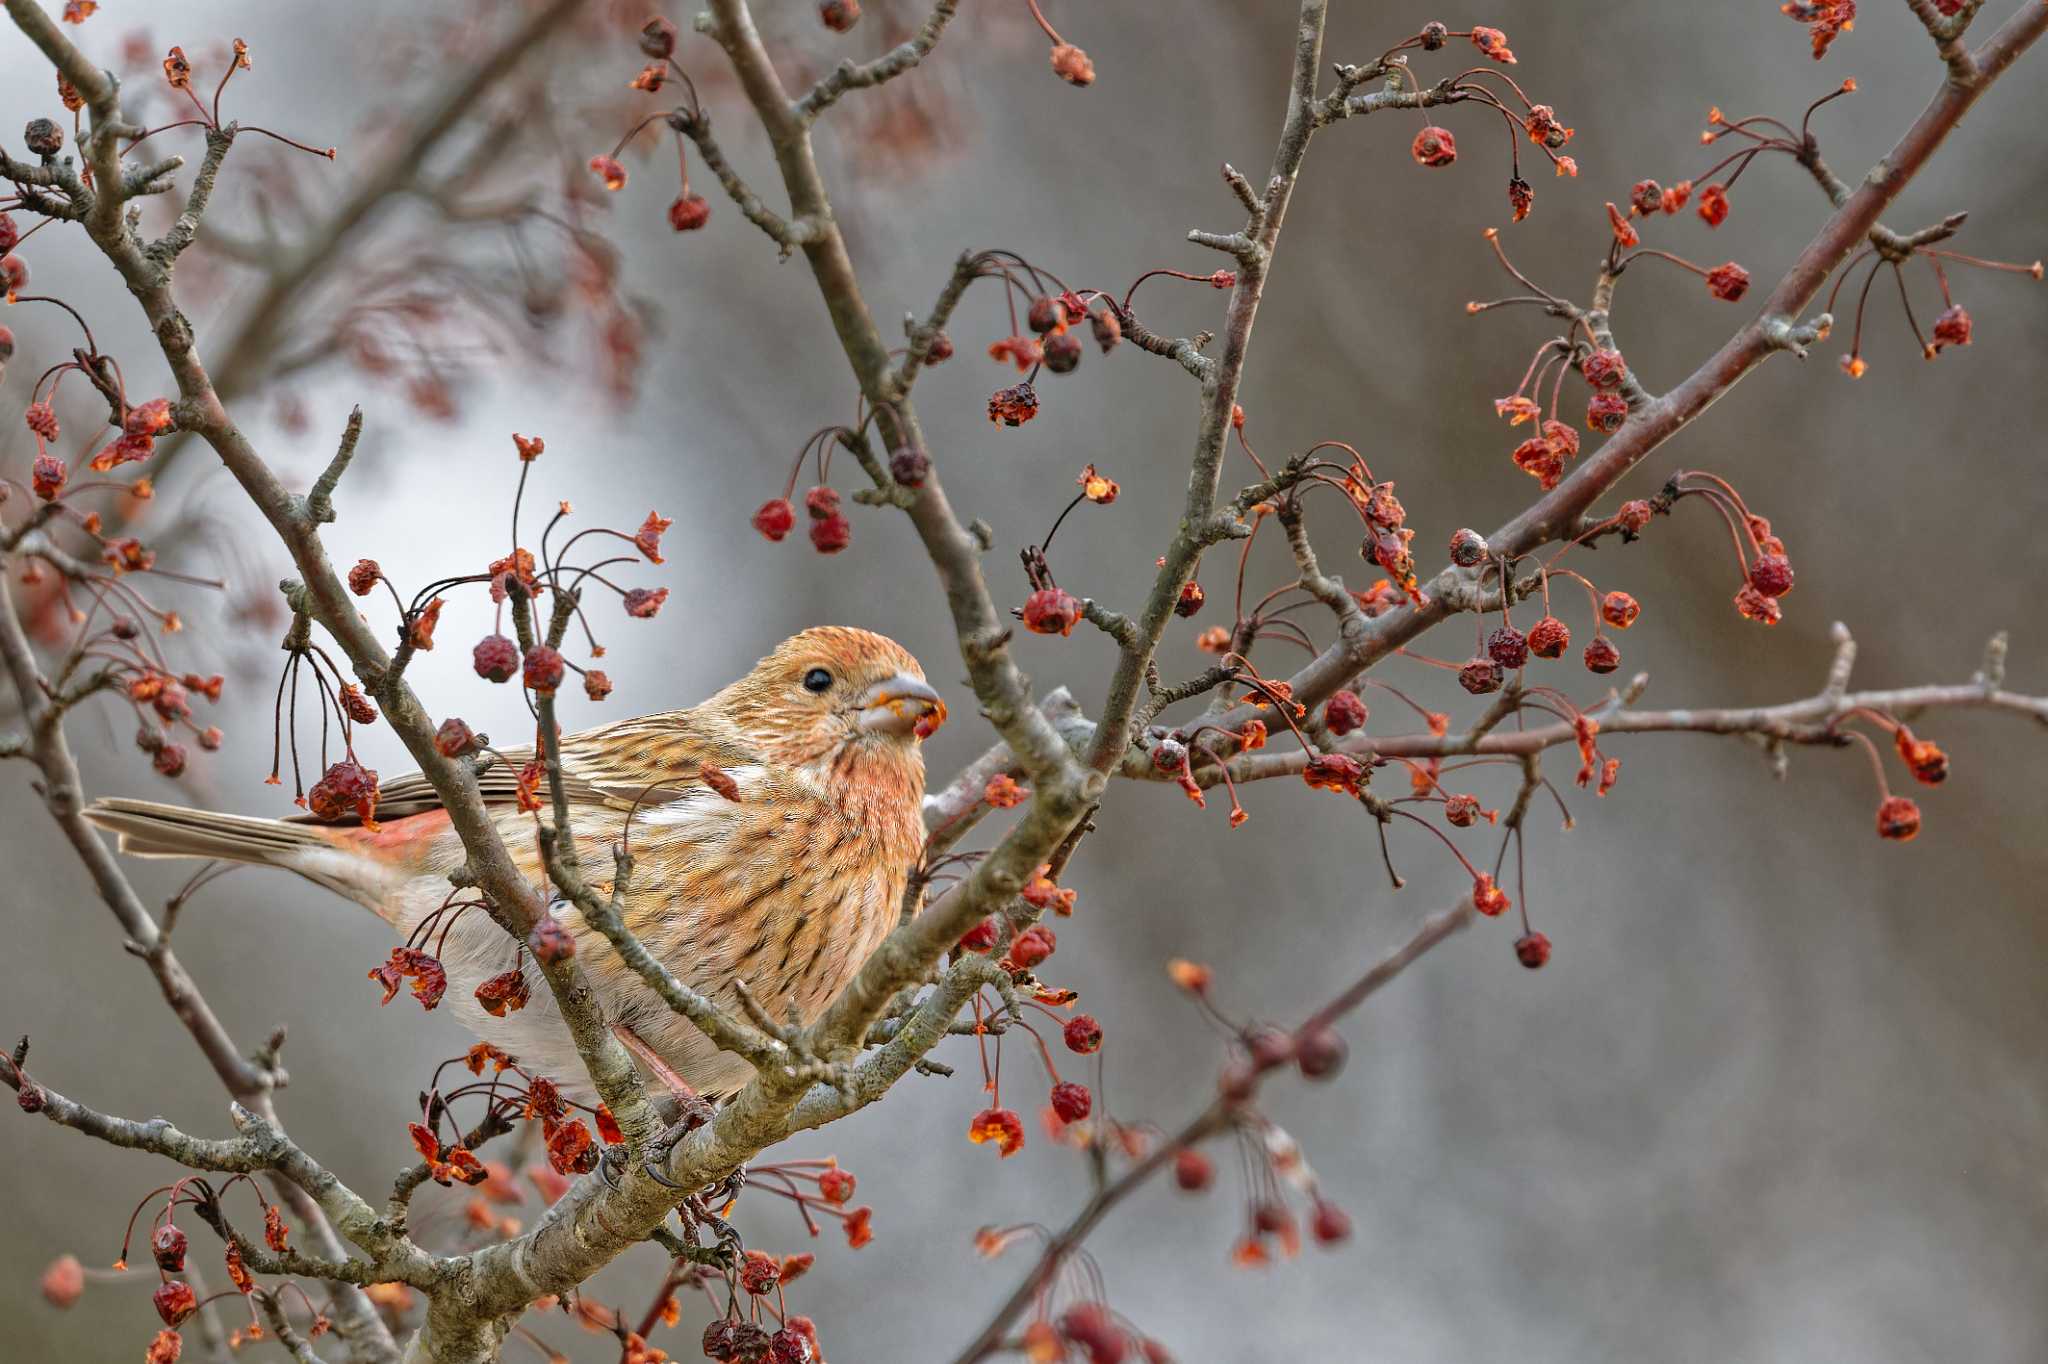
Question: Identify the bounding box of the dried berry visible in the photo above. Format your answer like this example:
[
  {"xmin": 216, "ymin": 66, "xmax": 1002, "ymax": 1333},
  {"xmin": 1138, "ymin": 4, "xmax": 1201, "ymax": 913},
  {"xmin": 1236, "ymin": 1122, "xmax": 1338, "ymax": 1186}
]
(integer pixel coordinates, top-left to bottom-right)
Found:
[
  {"xmin": 1876, "ymin": 795, "xmax": 1921, "ymax": 841},
  {"xmin": 1050, "ymin": 42, "xmax": 1094, "ymax": 86},
  {"xmin": 1697, "ymin": 182, "xmax": 1730, "ymax": 227},
  {"xmin": 1706, "ymin": 261, "xmax": 1750, "ymax": 302},
  {"xmin": 1323, "ymin": 689, "xmax": 1367, "ymax": 737},
  {"xmin": 1458, "ymin": 657, "xmax": 1504, "ymax": 695},
  {"xmin": 1174, "ymin": 580, "xmax": 1205, "ymax": 618},
  {"xmin": 153, "ymin": 1280, "xmax": 198, "ymax": 1327},
  {"xmin": 1411, "ymin": 125, "xmax": 1457, "ymax": 167},
  {"xmin": 1050, "ymin": 1081, "xmax": 1092, "ymax": 1123},
  {"xmin": 522, "ymin": 644, "xmax": 565, "ymax": 695},
  {"xmin": 1581, "ymin": 349, "xmax": 1628, "ymax": 390},
  {"xmin": 1515, "ymin": 931, "xmax": 1552, "ymax": 968},
  {"xmin": 1472, "ymin": 874, "xmax": 1512, "ymax": 917},
  {"xmin": 752, "ymin": 498, "xmax": 796, "ymax": 541},
  {"xmin": 472, "ymin": 634, "xmax": 519, "ymax": 683},
  {"xmin": 150, "ymin": 1223, "xmax": 187, "ymax": 1273},
  {"xmin": 434, "ymin": 718, "xmax": 476, "ymax": 757},
  {"xmin": 809, "ymin": 513, "xmax": 851, "ymax": 553},
  {"xmin": 1527, "ymin": 615, "xmax": 1570, "ymax": 658},
  {"xmin": 1063, "ymin": 1014, "xmax": 1103, "ymax": 1054},
  {"xmin": 1042, "ymin": 330, "xmax": 1083, "ymax": 374},
  {"xmin": 1932, "ymin": 304, "xmax": 1972, "ymax": 351},
  {"xmin": 819, "ymin": 0, "xmax": 860, "ymax": 31},
  {"xmin": 1444, "ymin": 793, "xmax": 1485, "ymax": 827},
  {"xmin": 1586, "ymin": 392, "xmax": 1628, "ymax": 433},
  {"xmin": 1174, "ymin": 1147, "xmax": 1214, "ymax": 1191},
  {"xmin": 890, "ymin": 447, "xmax": 930, "ymax": 488},
  {"xmin": 1027, "ymin": 295, "xmax": 1067, "ymax": 335},
  {"xmin": 967, "ymin": 1106, "xmax": 1026, "ymax": 1157},
  {"xmin": 588, "ymin": 155, "xmax": 626, "ymax": 191},
  {"xmin": 1310, "ymin": 1199, "xmax": 1352, "ymax": 1246},
  {"xmin": 1735, "ymin": 584, "xmax": 1782, "ymax": 625},
  {"xmin": 1449, "ymin": 528, "xmax": 1488, "ymax": 567},
  {"xmin": 1486, "ymin": 625, "xmax": 1530, "ymax": 670},
  {"xmin": 1090, "ymin": 307, "xmax": 1123, "ymax": 353},
  {"xmin": 346, "ymin": 559, "xmax": 380, "ymax": 595},
  {"xmin": 1600, "ymin": 591, "xmax": 1640, "ymax": 629},
  {"xmin": 926, "ymin": 331, "xmax": 954, "ymax": 363},
  {"xmin": 988, "ymin": 382, "xmax": 1039, "ymax": 427},
  {"xmin": 624, "ymin": 586, "xmax": 669, "ymax": 618},
  {"xmin": 1009, "ymin": 923, "xmax": 1056, "ymax": 969},
  {"xmin": 31, "ymin": 452, "xmax": 65, "ymax": 501},
  {"xmin": 1629, "ymin": 179, "xmax": 1664, "ymax": 216},
  {"xmin": 23, "ymin": 117, "xmax": 63, "ymax": 157},
  {"xmin": 816, "ymin": 1166, "xmax": 856, "ymax": 1204},
  {"xmin": 1748, "ymin": 554, "xmax": 1794, "ymax": 598},
  {"xmin": 1583, "ymin": 636, "xmax": 1621, "ymax": 674},
  {"xmin": 1022, "ymin": 586, "xmax": 1083, "ymax": 636}
]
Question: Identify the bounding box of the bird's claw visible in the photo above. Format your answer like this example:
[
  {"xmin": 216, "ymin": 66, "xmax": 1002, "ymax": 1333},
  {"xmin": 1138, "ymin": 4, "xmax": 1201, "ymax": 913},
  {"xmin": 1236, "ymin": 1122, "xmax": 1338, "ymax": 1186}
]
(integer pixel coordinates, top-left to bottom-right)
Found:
[{"xmin": 639, "ymin": 1097, "xmax": 719, "ymax": 1189}]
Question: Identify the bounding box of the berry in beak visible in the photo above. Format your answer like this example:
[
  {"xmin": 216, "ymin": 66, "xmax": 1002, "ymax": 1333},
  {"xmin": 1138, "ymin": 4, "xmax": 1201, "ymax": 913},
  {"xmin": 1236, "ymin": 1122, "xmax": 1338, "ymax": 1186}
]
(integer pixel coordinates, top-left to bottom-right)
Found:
[{"xmin": 858, "ymin": 674, "xmax": 946, "ymax": 739}]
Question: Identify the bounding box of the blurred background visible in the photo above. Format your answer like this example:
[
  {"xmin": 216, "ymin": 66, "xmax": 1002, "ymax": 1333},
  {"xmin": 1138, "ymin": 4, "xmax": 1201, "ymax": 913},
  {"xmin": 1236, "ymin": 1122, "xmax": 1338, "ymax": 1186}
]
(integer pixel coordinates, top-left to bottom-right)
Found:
[{"xmin": 5, "ymin": 1, "xmax": 2047, "ymax": 1360}]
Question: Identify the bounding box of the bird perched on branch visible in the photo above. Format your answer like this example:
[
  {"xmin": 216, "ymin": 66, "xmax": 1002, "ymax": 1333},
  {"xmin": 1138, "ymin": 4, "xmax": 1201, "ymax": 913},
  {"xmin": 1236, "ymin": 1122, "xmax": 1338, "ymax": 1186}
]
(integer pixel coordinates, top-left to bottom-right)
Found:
[{"xmin": 86, "ymin": 627, "xmax": 946, "ymax": 1103}]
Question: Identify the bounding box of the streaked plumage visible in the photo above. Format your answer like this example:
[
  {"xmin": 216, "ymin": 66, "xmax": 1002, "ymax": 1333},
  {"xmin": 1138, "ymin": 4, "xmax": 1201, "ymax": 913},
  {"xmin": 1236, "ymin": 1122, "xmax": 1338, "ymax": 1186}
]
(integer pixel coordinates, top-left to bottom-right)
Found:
[{"xmin": 86, "ymin": 627, "xmax": 945, "ymax": 1100}]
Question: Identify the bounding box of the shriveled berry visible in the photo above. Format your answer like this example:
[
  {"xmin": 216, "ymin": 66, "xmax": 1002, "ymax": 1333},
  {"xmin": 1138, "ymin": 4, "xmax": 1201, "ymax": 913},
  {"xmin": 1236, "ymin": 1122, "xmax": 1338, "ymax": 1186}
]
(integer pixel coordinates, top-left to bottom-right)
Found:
[
  {"xmin": 1487, "ymin": 624, "xmax": 1529, "ymax": 670},
  {"xmin": 1050, "ymin": 42, "xmax": 1094, "ymax": 86},
  {"xmin": 1459, "ymin": 657, "xmax": 1504, "ymax": 695},
  {"xmin": 1323, "ymin": 689, "xmax": 1367, "ymax": 736},
  {"xmin": 1705, "ymin": 261, "xmax": 1750, "ymax": 302},
  {"xmin": 1527, "ymin": 615, "xmax": 1570, "ymax": 658},
  {"xmin": 1174, "ymin": 580, "xmax": 1204, "ymax": 617},
  {"xmin": 1586, "ymin": 393, "xmax": 1628, "ymax": 433},
  {"xmin": 1599, "ymin": 591, "xmax": 1640, "ymax": 629},
  {"xmin": 752, "ymin": 498, "xmax": 796, "ymax": 541},
  {"xmin": 1009, "ymin": 923, "xmax": 1056, "ymax": 969},
  {"xmin": 1629, "ymin": 179, "xmax": 1664, "ymax": 216},
  {"xmin": 588, "ymin": 155, "xmax": 627, "ymax": 191},
  {"xmin": 0, "ymin": 212, "xmax": 17, "ymax": 256},
  {"xmin": 1697, "ymin": 182, "xmax": 1730, "ymax": 227},
  {"xmin": 31, "ymin": 452, "xmax": 65, "ymax": 500},
  {"xmin": 1932, "ymin": 304, "xmax": 1972, "ymax": 351},
  {"xmin": 1042, "ymin": 330, "xmax": 1082, "ymax": 373},
  {"xmin": 347, "ymin": 559, "xmax": 380, "ymax": 595},
  {"xmin": 1617, "ymin": 498, "xmax": 1655, "ymax": 533},
  {"xmin": 988, "ymin": 382, "xmax": 1038, "ymax": 426},
  {"xmin": 1748, "ymin": 554, "xmax": 1794, "ymax": 598},
  {"xmin": 1472, "ymin": 874, "xmax": 1512, "ymax": 917},
  {"xmin": 1090, "ymin": 307, "xmax": 1122, "ymax": 353},
  {"xmin": 1515, "ymin": 931, "xmax": 1552, "ymax": 968},
  {"xmin": 639, "ymin": 16, "xmax": 678, "ymax": 58},
  {"xmin": 1050, "ymin": 1081, "xmax": 1092, "ymax": 1123},
  {"xmin": 1027, "ymin": 295, "xmax": 1067, "ymax": 334},
  {"xmin": 816, "ymin": 1167, "xmax": 856, "ymax": 1204},
  {"xmin": 1411, "ymin": 125, "xmax": 1456, "ymax": 167},
  {"xmin": 1449, "ymin": 527, "xmax": 1488, "ymax": 567},
  {"xmin": 925, "ymin": 331, "xmax": 954, "ymax": 363},
  {"xmin": 1580, "ymin": 348, "xmax": 1627, "ymax": 390},
  {"xmin": 150, "ymin": 1223, "xmax": 188, "ymax": 1273},
  {"xmin": 739, "ymin": 1249, "xmax": 780, "ymax": 1295},
  {"xmin": 809, "ymin": 513, "xmax": 851, "ymax": 553},
  {"xmin": 1022, "ymin": 586, "xmax": 1083, "ymax": 636},
  {"xmin": 1876, "ymin": 795, "xmax": 1921, "ymax": 841},
  {"xmin": 819, "ymin": 0, "xmax": 860, "ymax": 31},
  {"xmin": 1064, "ymin": 1014, "xmax": 1103, "ymax": 1054},
  {"xmin": 624, "ymin": 587, "xmax": 669, "ymax": 618},
  {"xmin": 1444, "ymin": 793, "xmax": 1484, "ymax": 827},
  {"xmin": 522, "ymin": 644, "xmax": 565, "ymax": 694},
  {"xmin": 473, "ymin": 634, "xmax": 519, "ymax": 682},
  {"xmin": 1295, "ymin": 1026, "xmax": 1346, "ymax": 1080},
  {"xmin": 1583, "ymin": 636, "xmax": 1621, "ymax": 674},
  {"xmin": 890, "ymin": 447, "xmax": 930, "ymax": 488},
  {"xmin": 153, "ymin": 1280, "xmax": 198, "ymax": 1327},
  {"xmin": 23, "ymin": 117, "xmax": 63, "ymax": 157}
]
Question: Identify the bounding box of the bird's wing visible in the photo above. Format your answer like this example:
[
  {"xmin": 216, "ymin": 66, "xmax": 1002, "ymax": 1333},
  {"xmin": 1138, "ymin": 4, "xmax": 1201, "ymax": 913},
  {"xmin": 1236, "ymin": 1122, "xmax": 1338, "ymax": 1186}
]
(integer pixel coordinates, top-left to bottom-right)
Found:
[{"xmin": 292, "ymin": 707, "xmax": 765, "ymax": 824}]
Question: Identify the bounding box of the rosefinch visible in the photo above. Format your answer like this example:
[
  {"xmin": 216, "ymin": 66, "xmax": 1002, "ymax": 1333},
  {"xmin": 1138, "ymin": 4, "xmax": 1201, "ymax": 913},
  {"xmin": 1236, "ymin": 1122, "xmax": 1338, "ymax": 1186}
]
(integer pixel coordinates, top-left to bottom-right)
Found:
[{"xmin": 86, "ymin": 628, "xmax": 945, "ymax": 1101}]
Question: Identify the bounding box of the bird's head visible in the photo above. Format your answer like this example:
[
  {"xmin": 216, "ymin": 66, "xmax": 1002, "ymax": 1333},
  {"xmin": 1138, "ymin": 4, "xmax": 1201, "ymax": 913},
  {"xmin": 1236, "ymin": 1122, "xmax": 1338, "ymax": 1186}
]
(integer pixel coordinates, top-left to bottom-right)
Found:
[{"xmin": 712, "ymin": 627, "xmax": 946, "ymax": 776}]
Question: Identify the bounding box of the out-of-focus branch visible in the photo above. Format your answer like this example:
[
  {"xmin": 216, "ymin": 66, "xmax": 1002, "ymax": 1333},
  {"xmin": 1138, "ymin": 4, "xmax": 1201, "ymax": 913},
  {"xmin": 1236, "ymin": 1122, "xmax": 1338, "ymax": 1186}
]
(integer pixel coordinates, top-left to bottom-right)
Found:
[{"xmin": 797, "ymin": 0, "xmax": 960, "ymax": 122}]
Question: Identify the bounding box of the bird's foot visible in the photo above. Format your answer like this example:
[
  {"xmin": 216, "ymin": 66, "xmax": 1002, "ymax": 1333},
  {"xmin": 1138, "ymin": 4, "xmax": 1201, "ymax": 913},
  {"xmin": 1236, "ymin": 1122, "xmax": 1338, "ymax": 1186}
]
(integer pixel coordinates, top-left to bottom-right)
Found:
[{"xmin": 639, "ymin": 1099, "xmax": 719, "ymax": 1189}]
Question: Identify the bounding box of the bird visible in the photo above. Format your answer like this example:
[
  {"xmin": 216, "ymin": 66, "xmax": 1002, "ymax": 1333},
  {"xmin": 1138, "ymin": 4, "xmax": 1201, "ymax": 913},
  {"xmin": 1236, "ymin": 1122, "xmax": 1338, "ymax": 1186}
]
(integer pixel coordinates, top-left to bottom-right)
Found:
[{"xmin": 84, "ymin": 627, "xmax": 947, "ymax": 1103}]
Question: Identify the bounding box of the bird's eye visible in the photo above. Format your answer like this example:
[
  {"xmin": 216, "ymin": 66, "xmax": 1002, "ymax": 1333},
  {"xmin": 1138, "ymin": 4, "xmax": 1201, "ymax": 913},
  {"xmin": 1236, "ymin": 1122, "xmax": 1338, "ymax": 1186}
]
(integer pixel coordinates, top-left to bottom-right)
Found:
[{"xmin": 802, "ymin": 667, "xmax": 834, "ymax": 694}]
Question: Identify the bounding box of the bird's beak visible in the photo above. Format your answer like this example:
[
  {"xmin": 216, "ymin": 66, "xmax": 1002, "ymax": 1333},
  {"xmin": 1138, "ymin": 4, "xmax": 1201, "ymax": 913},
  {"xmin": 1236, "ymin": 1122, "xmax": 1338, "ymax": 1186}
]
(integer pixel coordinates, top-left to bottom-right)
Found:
[{"xmin": 858, "ymin": 674, "xmax": 947, "ymax": 740}]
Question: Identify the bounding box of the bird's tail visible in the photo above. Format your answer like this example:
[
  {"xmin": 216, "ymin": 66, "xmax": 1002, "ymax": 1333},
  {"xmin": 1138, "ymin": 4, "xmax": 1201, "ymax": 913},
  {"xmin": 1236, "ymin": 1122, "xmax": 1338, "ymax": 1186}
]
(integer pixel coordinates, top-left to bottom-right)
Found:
[{"xmin": 83, "ymin": 797, "xmax": 388, "ymax": 907}]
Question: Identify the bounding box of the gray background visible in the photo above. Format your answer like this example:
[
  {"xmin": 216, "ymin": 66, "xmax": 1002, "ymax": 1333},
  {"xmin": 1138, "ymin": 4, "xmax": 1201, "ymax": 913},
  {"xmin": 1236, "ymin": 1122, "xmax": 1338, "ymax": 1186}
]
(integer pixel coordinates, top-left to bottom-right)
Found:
[{"xmin": 5, "ymin": 1, "xmax": 2047, "ymax": 1360}]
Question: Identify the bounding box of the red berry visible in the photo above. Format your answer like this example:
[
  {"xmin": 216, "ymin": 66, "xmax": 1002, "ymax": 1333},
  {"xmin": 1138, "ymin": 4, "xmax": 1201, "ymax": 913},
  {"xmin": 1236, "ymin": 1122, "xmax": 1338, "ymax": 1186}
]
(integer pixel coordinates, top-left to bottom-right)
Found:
[
  {"xmin": 1876, "ymin": 795, "xmax": 1921, "ymax": 841},
  {"xmin": 1748, "ymin": 554, "xmax": 1794, "ymax": 598},
  {"xmin": 753, "ymin": 498, "xmax": 796, "ymax": 541},
  {"xmin": 1311, "ymin": 1199, "xmax": 1353, "ymax": 1245},
  {"xmin": 926, "ymin": 331, "xmax": 955, "ymax": 363},
  {"xmin": 1174, "ymin": 580, "xmax": 1204, "ymax": 618},
  {"xmin": 1009, "ymin": 923, "xmax": 1056, "ymax": 969},
  {"xmin": 817, "ymin": 1166, "xmax": 856, "ymax": 1204},
  {"xmin": 1295, "ymin": 1026, "xmax": 1346, "ymax": 1080},
  {"xmin": 1583, "ymin": 637, "xmax": 1621, "ymax": 674},
  {"xmin": 346, "ymin": 559, "xmax": 380, "ymax": 595},
  {"xmin": 1586, "ymin": 393, "xmax": 1628, "ymax": 433},
  {"xmin": 624, "ymin": 586, "xmax": 669, "ymax": 618},
  {"xmin": 153, "ymin": 1280, "xmax": 198, "ymax": 1327},
  {"xmin": 588, "ymin": 155, "xmax": 626, "ymax": 191},
  {"xmin": 1486, "ymin": 625, "xmax": 1529, "ymax": 670},
  {"xmin": 522, "ymin": 644, "xmax": 565, "ymax": 694},
  {"xmin": 803, "ymin": 485, "xmax": 840, "ymax": 519},
  {"xmin": 988, "ymin": 382, "xmax": 1039, "ymax": 427},
  {"xmin": 1458, "ymin": 657, "xmax": 1504, "ymax": 695},
  {"xmin": 890, "ymin": 447, "xmax": 930, "ymax": 488},
  {"xmin": 1090, "ymin": 307, "xmax": 1123, "ymax": 353},
  {"xmin": 1514, "ymin": 931, "xmax": 1552, "ymax": 968},
  {"xmin": 739, "ymin": 1249, "xmax": 780, "ymax": 1295},
  {"xmin": 1581, "ymin": 348, "xmax": 1627, "ymax": 390},
  {"xmin": 667, "ymin": 193, "xmax": 711, "ymax": 232},
  {"xmin": 1411, "ymin": 125, "xmax": 1457, "ymax": 167},
  {"xmin": 1449, "ymin": 528, "xmax": 1488, "ymax": 567},
  {"xmin": 1932, "ymin": 304, "xmax": 1972, "ymax": 351},
  {"xmin": 1617, "ymin": 498, "xmax": 1655, "ymax": 533},
  {"xmin": 1527, "ymin": 615, "xmax": 1570, "ymax": 658},
  {"xmin": 956, "ymin": 917, "xmax": 999, "ymax": 952},
  {"xmin": 809, "ymin": 513, "xmax": 851, "ymax": 554},
  {"xmin": 819, "ymin": 0, "xmax": 860, "ymax": 31},
  {"xmin": 1629, "ymin": 179, "xmax": 1664, "ymax": 215},
  {"xmin": 1600, "ymin": 591, "xmax": 1640, "ymax": 629},
  {"xmin": 1173, "ymin": 1147, "xmax": 1214, "ymax": 1191},
  {"xmin": 1697, "ymin": 182, "xmax": 1730, "ymax": 227},
  {"xmin": 472, "ymin": 634, "xmax": 519, "ymax": 683},
  {"xmin": 1063, "ymin": 1014, "xmax": 1103, "ymax": 1054},
  {"xmin": 1050, "ymin": 1081, "xmax": 1092, "ymax": 1123},
  {"xmin": 1050, "ymin": 42, "xmax": 1095, "ymax": 86},
  {"xmin": 639, "ymin": 17, "xmax": 678, "ymax": 58},
  {"xmin": 1323, "ymin": 689, "xmax": 1367, "ymax": 737},
  {"xmin": 1705, "ymin": 261, "xmax": 1750, "ymax": 302},
  {"xmin": 30, "ymin": 452, "xmax": 65, "ymax": 501},
  {"xmin": 1445, "ymin": 793, "xmax": 1484, "ymax": 827},
  {"xmin": 150, "ymin": 1223, "xmax": 188, "ymax": 1272},
  {"xmin": 1022, "ymin": 586, "xmax": 1083, "ymax": 637}
]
